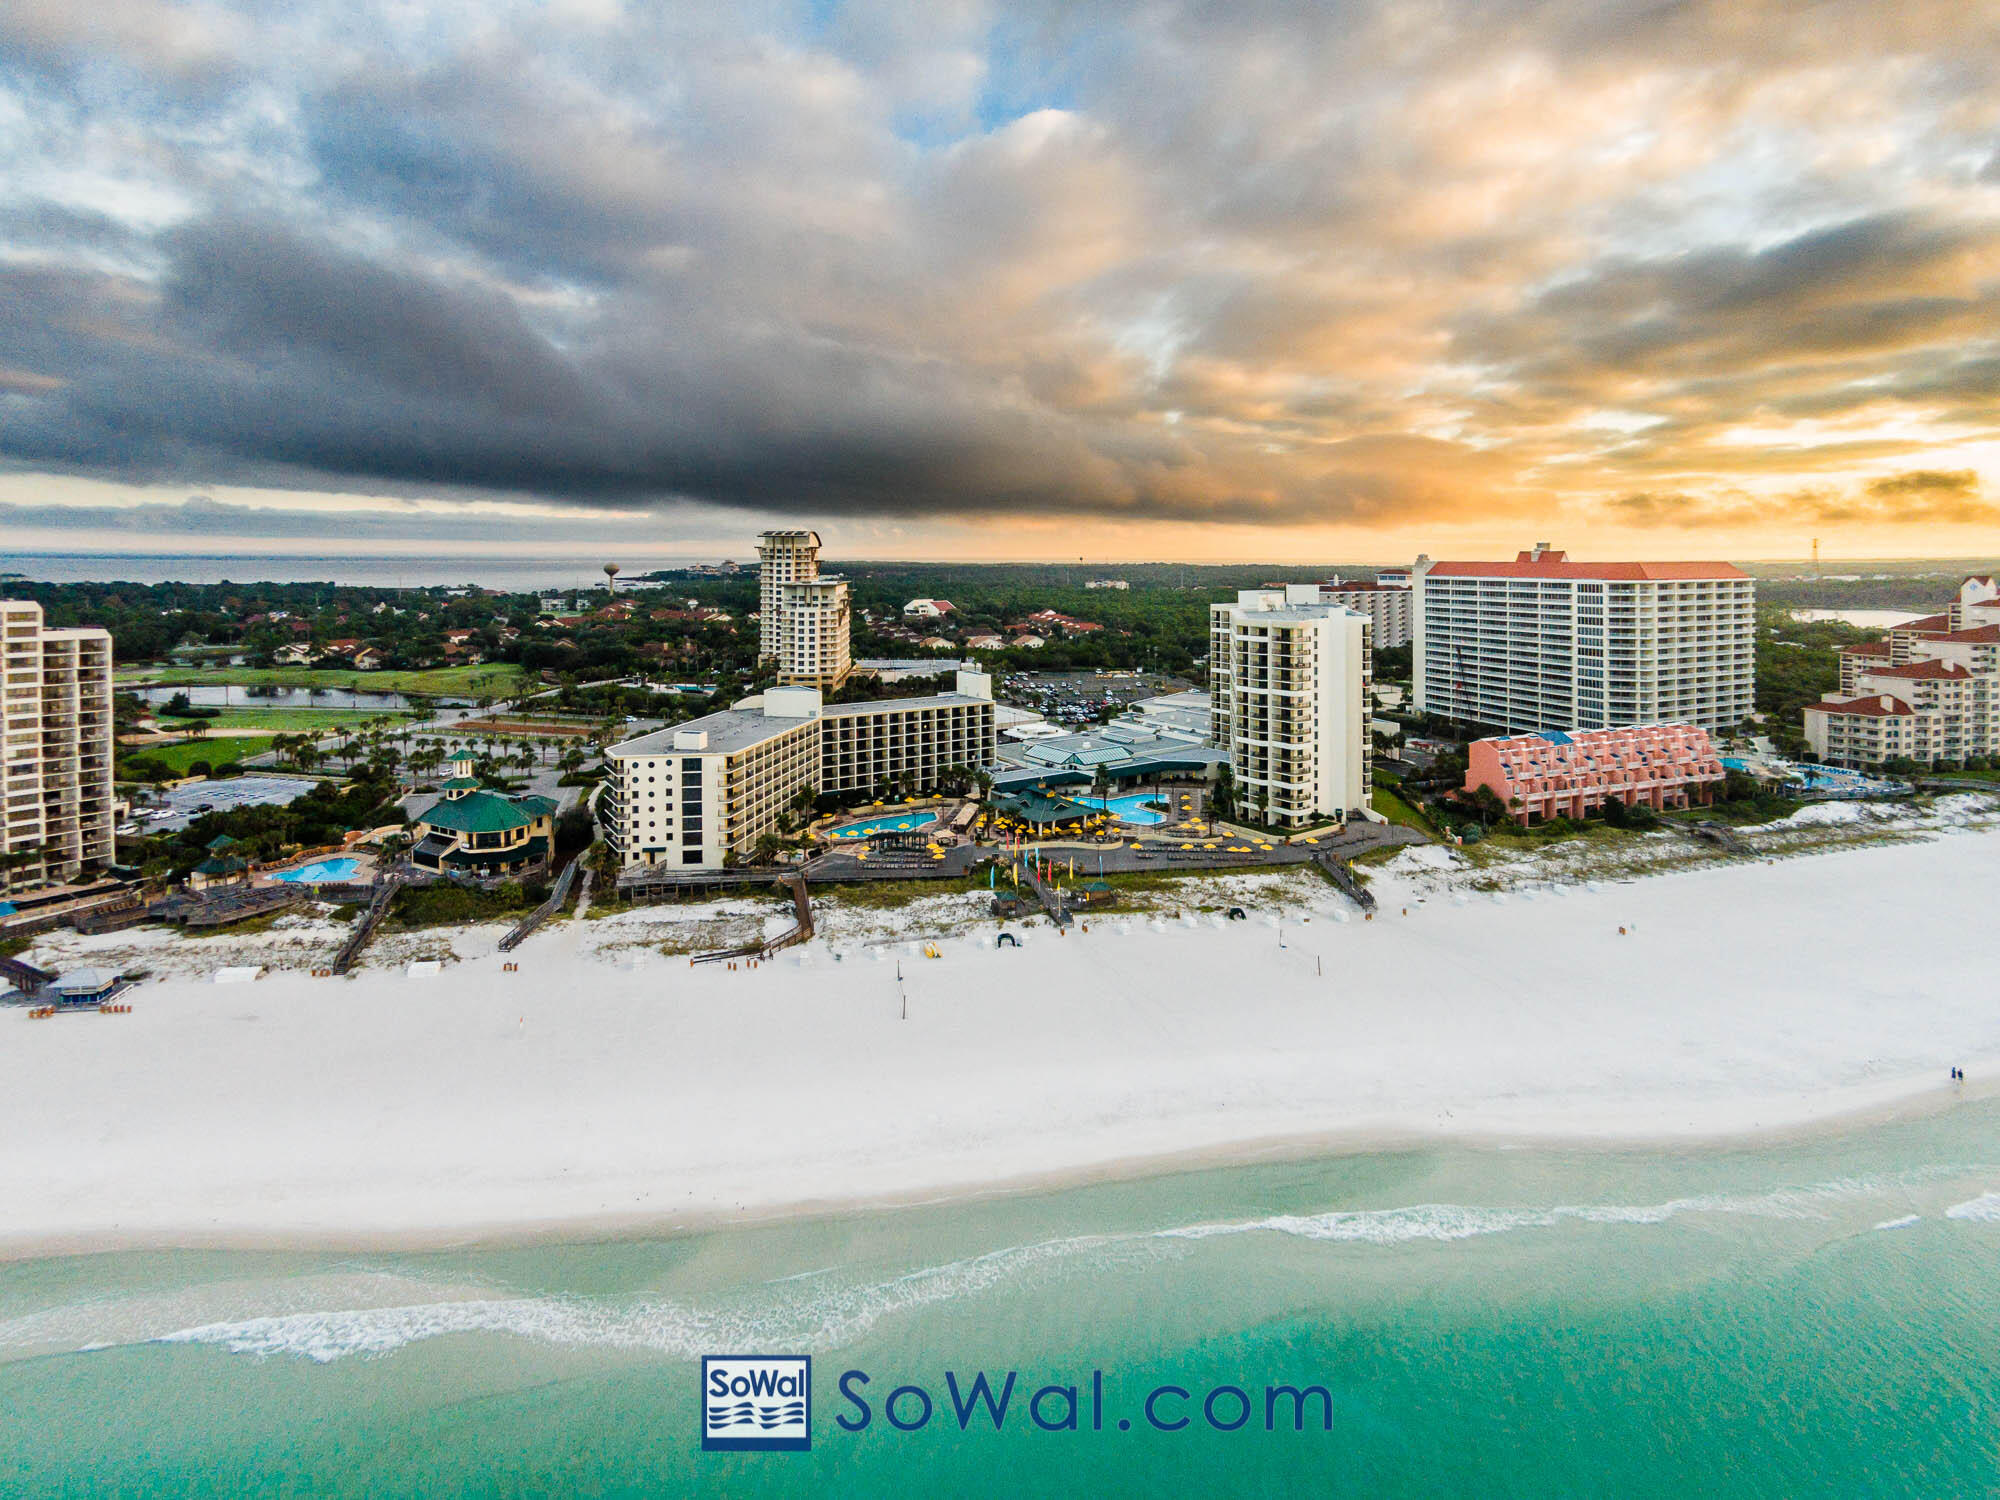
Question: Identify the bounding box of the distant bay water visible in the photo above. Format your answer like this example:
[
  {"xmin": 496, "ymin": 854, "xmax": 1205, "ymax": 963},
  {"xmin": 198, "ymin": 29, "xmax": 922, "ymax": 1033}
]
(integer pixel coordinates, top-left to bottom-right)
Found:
[
  {"xmin": 0, "ymin": 553, "xmax": 705, "ymax": 590},
  {"xmin": 5, "ymin": 1102, "xmax": 2000, "ymax": 1495},
  {"xmin": 1786, "ymin": 607, "xmax": 1922, "ymax": 629}
]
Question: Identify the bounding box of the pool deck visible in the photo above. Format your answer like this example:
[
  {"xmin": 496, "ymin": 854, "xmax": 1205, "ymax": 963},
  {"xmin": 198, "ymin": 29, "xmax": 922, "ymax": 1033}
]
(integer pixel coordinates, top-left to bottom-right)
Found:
[{"xmin": 256, "ymin": 853, "xmax": 378, "ymax": 888}]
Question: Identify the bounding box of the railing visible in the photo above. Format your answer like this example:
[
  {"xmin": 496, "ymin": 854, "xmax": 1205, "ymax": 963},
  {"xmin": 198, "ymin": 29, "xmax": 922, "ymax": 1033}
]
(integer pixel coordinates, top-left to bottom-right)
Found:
[
  {"xmin": 1312, "ymin": 851, "xmax": 1377, "ymax": 911},
  {"xmin": 689, "ymin": 873, "xmax": 814, "ymax": 963},
  {"xmin": 497, "ymin": 857, "xmax": 582, "ymax": 952},
  {"xmin": 331, "ymin": 873, "xmax": 406, "ymax": 975}
]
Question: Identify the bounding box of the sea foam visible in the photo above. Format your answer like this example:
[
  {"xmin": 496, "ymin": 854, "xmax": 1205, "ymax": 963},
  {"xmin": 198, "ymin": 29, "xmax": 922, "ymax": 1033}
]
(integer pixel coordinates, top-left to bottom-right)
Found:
[{"xmin": 12, "ymin": 1172, "xmax": 1990, "ymax": 1366}]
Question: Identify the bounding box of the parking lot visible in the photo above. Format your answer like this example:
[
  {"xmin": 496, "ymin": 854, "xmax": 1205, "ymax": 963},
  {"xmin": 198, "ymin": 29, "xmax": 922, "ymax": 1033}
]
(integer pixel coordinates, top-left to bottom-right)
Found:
[
  {"xmin": 144, "ymin": 775, "xmax": 320, "ymax": 832},
  {"xmin": 998, "ymin": 671, "xmax": 1194, "ymax": 727}
]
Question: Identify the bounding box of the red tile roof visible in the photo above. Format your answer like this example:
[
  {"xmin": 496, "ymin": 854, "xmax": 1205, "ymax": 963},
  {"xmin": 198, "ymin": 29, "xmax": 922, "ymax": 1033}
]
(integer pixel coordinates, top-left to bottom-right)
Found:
[
  {"xmin": 1805, "ymin": 695, "xmax": 1916, "ymax": 717},
  {"xmin": 1423, "ymin": 551, "xmax": 1746, "ymax": 580},
  {"xmin": 1895, "ymin": 613, "xmax": 1951, "ymax": 632},
  {"xmin": 1870, "ymin": 659, "xmax": 1971, "ymax": 679},
  {"xmin": 1938, "ymin": 625, "xmax": 2000, "ymax": 643},
  {"xmin": 1838, "ymin": 640, "xmax": 1893, "ymax": 655}
]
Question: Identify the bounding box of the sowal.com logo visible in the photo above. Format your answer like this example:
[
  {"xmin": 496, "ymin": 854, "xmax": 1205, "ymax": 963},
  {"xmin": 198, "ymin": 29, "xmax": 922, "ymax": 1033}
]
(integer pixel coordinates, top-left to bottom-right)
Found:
[{"xmin": 702, "ymin": 1355, "xmax": 812, "ymax": 1452}]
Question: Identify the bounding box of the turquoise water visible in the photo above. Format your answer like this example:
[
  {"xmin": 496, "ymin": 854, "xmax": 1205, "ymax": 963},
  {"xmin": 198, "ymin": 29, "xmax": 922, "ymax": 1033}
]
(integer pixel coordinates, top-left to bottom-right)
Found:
[
  {"xmin": 7, "ymin": 1101, "xmax": 2000, "ymax": 1495},
  {"xmin": 829, "ymin": 814, "xmax": 936, "ymax": 839},
  {"xmin": 269, "ymin": 857, "xmax": 361, "ymax": 884},
  {"xmin": 1071, "ymin": 792, "xmax": 1170, "ymax": 825}
]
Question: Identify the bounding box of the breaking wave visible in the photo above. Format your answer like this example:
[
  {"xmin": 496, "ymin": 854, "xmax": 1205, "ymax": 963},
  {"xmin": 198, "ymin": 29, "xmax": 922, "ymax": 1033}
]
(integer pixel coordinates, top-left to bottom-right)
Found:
[
  {"xmin": 1944, "ymin": 1192, "xmax": 2000, "ymax": 1222},
  {"xmin": 4, "ymin": 1171, "xmax": 1988, "ymax": 1365}
]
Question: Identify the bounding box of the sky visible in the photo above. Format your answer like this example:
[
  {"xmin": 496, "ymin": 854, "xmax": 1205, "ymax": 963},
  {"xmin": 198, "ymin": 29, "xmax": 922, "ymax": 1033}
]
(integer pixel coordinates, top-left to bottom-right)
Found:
[{"xmin": 2, "ymin": 0, "xmax": 1998, "ymax": 564}]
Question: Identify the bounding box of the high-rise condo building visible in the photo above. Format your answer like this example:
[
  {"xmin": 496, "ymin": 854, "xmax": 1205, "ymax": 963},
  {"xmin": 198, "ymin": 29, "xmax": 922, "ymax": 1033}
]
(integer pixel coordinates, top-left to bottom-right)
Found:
[
  {"xmin": 1208, "ymin": 586, "xmax": 1372, "ymax": 828},
  {"xmin": 756, "ymin": 530, "xmax": 820, "ymax": 662},
  {"xmin": 2, "ymin": 600, "xmax": 115, "ymax": 892},
  {"xmin": 757, "ymin": 529, "xmax": 852, "ymax": 690},
  {"xmin": 1317, "ymin": 576, "xmax": 1413, "ymax": 648},
  {"xmin": 1412, "ymin": 544, "xmax": 1755, "ymax": 734},
  {"xmin": 776, "ymin": 576, "xmax": 853, "ymax": 690}
]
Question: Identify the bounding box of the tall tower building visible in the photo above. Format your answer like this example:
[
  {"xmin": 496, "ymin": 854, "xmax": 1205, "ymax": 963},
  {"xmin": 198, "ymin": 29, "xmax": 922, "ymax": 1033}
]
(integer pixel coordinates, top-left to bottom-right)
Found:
[
  {"xmin": 2, "ymin": 600, "xmax": 115, "ymax": 892},
  {"xmin": 777, "ymin": 576, "xmax": 853, "ymax": 690},
  {"xmin": 1208, "ymin": 586, "xmax": 1372, "ymax": 827},
  {"xmin": 757, "ymin": 530, "xmax": 821, "ymax": 663},
  {"xmin": 1412, "ymin": 544, "xmax": 1755, "ymax": 734}
]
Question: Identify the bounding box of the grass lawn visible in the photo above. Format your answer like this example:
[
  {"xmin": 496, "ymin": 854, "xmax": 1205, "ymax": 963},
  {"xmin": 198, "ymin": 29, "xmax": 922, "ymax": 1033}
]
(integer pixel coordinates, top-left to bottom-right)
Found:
[
  {"xmin": 1370, "ymin": 785, "xmax": 1438, "ymax": 835},
  {"xmin": 131, "ymin": 663, "xmax": 529, "ymax": 697},
  {"xmin": 814, "ymin": 872, "xmax": 990, "ymax": 905},
  {"xmin": 156, "ymin": 707, "xmax": 391, "ymax": 732},
  {"xmin": 121, "ymin": 735, "xmax": 279, "ymax": 775}
]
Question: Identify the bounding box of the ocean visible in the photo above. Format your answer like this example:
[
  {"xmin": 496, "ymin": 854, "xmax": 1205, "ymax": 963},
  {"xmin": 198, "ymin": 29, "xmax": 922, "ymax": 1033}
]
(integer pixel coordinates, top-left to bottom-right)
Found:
[{"xmin": 5, "ymin": 1102, "xmax": 2000, "ymax": 1496}]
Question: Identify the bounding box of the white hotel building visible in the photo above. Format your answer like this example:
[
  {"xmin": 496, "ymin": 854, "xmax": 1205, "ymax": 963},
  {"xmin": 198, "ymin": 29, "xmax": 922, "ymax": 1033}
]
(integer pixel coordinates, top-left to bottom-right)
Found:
[
  {"xmin": 2, "ymin": 600, "xmax": 115, "ymax": 892},
  {"xmin": 1208, "ymin": 587, "xmax": 1373, "ymax": 828},
  {"xmin": 1412, "ymin": 545, "xmax": 1755, "ymax": 734},
  {"xmin": 602, "ymin": 671, "xmax": 998, "ymax": 870}
]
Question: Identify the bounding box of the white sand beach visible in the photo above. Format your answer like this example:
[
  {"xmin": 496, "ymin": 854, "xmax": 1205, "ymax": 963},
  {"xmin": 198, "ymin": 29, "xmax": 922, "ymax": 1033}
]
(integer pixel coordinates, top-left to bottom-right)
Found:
[{"xmin": 4, "ymin": 818, "xmax": 1998, "ymax": 1253}]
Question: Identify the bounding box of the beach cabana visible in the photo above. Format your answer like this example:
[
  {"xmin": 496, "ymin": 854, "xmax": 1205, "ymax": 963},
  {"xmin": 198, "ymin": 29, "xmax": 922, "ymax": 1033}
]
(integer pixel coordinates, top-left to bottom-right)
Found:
[
  {"xmin": 51, "ymin": 967, "xmax": 127, "ymax": 1008},
  {"xmin": 989, "ymin": 790, "xmax": 1089, "ymax": 828}
]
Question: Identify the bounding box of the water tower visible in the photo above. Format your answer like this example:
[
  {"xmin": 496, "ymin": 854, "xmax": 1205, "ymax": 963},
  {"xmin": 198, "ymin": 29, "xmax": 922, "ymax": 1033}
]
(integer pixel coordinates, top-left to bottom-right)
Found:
[{"xmin": 603, "ymin": 562, "xmax": 620, "ymax": 593}]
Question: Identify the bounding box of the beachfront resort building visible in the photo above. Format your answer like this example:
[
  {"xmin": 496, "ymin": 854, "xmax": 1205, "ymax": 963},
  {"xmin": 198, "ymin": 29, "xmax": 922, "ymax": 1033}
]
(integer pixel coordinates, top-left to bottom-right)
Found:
[
  {"xmin": 1208, "ymin": 586, "xmax": 1372, "ymax": 827},
  {"xmin": 756, "ymin": 530, "xmax": 852, "ymax": 690},
  {"xmin": 1464, "ymin": 724, "xmax": 1726, "ymax": 827},
  {"xmin": 602, "ymin": 672, "xmax": 998, "ymax": 869},
  {"xmin": 1411, "ymin": 545, "xmax": 1756, "ymax": 735},
  {"xmin": 410, "ymin": 758, "xmax": 556, "ymax": 875},
  {"xmin": 1804, "ymin": 578, "xmax": 2000, "ymax": 768},
  {"xmin": 1318, "ymin": 576, "xmax": 1413, "ymax": 648},
  {"xmin": 2, "ymin": 599, "xmax": 115, "ymax": 893}
]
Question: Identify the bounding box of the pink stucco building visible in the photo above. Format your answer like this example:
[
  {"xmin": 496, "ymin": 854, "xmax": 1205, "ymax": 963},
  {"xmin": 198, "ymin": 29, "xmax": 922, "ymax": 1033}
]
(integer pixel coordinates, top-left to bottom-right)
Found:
[{"xmin": 1464, "ymin": 724, "xmax": 1725, "ymax": 826}]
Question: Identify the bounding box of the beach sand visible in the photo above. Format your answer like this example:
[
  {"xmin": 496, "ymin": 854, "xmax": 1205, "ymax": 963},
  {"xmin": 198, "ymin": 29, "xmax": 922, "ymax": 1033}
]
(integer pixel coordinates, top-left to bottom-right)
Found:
[{"xmin": 4, "ymin": 821, "xmax": 1997, "ymax": 1254}]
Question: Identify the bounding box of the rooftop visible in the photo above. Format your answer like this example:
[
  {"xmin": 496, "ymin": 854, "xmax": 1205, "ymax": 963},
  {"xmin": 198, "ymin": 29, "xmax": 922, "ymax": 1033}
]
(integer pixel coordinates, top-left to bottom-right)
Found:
[
  {"xmin": 1869, "ymin": 660, "xmax": 1972, "ymax": 679},
  {"xmin": 822, "ymin": 691, "xmax": 993, "ymax": 719},
  {"xmin": 417, "ymin": 788, "xmax": 549, "ymax": 834},
  {"xmin": 1422, "ymin": 550, "xmax": 1747, "ymax": 581},
  {"xmin": 1805, "ymin": 695, "xmax": 1916, "ymax": 718},
  {"xmin": 613, "ymin": 706, "xmax": 814, "ymax": 759}
]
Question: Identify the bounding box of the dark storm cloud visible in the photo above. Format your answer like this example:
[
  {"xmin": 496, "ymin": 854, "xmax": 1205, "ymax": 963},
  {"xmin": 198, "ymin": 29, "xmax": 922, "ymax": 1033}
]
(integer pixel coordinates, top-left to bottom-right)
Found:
[{"xmin": 2, "ymin": 0, "xmax": 1999, "ymax": 535}]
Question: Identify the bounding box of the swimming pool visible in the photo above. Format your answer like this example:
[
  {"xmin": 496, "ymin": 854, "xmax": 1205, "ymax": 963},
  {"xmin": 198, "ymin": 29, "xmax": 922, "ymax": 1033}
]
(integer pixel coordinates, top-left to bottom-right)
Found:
[
  {"xmin": 828, "ymin": 814, "xmax": 939, "ymax": 840},
  {"xmin": 270, "ymin": 857, "xmax": 360, "ymax": 883},
  {"xmin": 1069, "ymin": 792, "xmax": 1171, "ymax": 826}
]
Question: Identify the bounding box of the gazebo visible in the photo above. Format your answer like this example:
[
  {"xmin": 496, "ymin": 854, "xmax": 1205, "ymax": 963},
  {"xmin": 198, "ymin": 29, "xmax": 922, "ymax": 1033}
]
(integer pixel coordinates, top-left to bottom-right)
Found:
[
  {"xmin": 189, "ymin": 835, "xmax": 250, "ymax": 892},
  {"xmin": 990, "ymin": 789, "xmax": 1089, "ymax": 829}
]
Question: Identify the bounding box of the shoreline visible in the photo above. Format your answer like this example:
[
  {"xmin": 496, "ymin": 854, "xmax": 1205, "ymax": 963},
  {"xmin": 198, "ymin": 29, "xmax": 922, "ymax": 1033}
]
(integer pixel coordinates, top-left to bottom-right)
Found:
[
  {"xmin": 4, "ymin": 1066, "xmax": 1993, "ymax": 1264},
  {"xmin": 5, "ymin": 825, "xmax": 1998, "ymax": 1264}
]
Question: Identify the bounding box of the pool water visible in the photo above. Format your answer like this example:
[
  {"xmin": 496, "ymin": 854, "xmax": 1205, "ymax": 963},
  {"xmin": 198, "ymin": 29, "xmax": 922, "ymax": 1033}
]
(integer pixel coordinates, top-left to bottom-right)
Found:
[
  {"xmin": 829, "ymin": 815, "xmax": 937, "ymax": 840},
  {"xmin": 1070, "ymin": 792, "xmax": 1171, "ymax": 825},
  {"xmin": 270, "ymin": 857, "xmax": 361, "ymax": 883}
]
